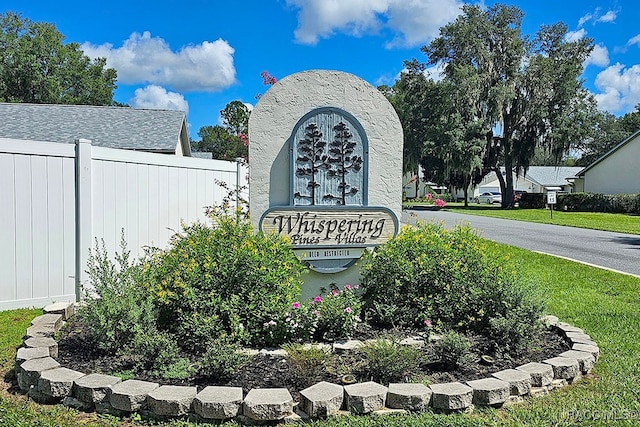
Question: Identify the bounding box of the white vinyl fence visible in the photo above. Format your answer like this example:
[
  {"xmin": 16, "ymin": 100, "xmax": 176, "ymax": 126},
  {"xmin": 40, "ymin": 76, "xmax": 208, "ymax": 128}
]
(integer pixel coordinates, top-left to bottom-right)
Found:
[{"xmin": 0, "ymin": 138, "xmax": 248, "ymax": 310}]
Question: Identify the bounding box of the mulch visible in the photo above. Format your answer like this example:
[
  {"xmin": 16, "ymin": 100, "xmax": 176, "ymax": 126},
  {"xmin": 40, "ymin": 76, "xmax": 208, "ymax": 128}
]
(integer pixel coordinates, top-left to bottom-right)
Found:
[{"xmin": 55, "ymin": 320, "xmax": 570, "ymax": 403}]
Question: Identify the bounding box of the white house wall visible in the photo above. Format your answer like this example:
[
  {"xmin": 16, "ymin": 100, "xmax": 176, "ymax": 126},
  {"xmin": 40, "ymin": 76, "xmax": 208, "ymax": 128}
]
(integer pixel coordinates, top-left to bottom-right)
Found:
[{"xmin": 584, "ymin": 135, "xmax": 640, "ymax": 194}]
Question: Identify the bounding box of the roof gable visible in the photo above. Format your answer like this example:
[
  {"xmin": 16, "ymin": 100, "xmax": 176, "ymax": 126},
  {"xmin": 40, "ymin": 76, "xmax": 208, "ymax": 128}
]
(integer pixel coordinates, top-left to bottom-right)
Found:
[
  {"xmin": 577, "ymin": 128, "xmax": 640, "ymax": 176},
  {"xmin": 0, "ymin": 103, "xmax": 190, "ymax": 153}
]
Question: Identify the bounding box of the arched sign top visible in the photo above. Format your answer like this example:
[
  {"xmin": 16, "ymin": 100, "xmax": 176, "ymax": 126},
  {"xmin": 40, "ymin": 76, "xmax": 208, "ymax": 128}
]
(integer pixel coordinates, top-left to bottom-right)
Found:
[{"xmin": 289, "ymin": 107, "xmax": 369, "ymax": 207}]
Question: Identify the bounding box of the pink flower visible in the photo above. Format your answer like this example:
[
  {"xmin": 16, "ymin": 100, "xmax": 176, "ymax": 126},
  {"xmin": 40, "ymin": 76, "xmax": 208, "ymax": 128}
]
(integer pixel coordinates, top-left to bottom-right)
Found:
[
  {"xmin": 354, "ymin": 284, "xmax": 359, "ymax": 289},
  {"xmin": 313, "ymin": 310, "xmax": 320, "ymax": 316},
  {"xmin": 292, "ymin": 302, "xmax": 300, "ymax": 309},
  {"xmin": 331, "ymin": 289, "xmax": 338, "ymax": 296},
  {"xmin": 344, "ymin": 307, "xmax": 352, "ymax": 313},
  {"xmin": 434, "ymin": 198, "xmax": 447, "ymax": 208},
  {"xmin": 313, "ymin": 296, "xmax": 322, "ymax": 303},
  {"xmin": 424, "ymin": 319, "xmax": 432, "ymax": 327}
]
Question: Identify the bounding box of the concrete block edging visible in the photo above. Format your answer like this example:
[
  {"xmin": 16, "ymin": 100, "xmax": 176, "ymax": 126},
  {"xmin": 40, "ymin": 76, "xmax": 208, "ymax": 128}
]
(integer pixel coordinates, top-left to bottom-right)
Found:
[{"xmin": 14, "ymin": 304, "xmax": 599, "ymax": 421}]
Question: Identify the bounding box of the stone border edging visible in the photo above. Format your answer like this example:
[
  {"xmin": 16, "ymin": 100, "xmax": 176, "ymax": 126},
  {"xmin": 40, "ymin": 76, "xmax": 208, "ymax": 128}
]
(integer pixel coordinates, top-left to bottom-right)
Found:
[{"xmin": 14, "ymin": 304, "xmax": 599, "ymax": 424}]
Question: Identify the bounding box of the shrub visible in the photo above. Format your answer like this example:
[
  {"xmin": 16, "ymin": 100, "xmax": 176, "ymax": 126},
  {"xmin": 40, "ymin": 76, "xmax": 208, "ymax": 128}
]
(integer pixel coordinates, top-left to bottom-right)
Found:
[
  {"xmin": 125, "ymin": 330, "xmax": 183, "ymax": 373},
  {"xmin": 312, "ymin": 284, "xmax": 363, "ymax": 341},
  {"xmin": 362, "ymin": 339, "xmax": 423, "ymax": 384},
  {"xmin": 519, "ymin": 192, "xmax": 545, "ymax": 208},
  {"xmin": 196, "ymin": 340, "xmax": 249, "ymax": 381},
  {"xmin": 433, "ymin": 330, "xmax": 474, "ymax": 368},
  {"xmin": 558, "ymin": 192, "xmax": 640, "ymax": 214},
  {"xmin": 360, "ymin": 222, "xmax": 544, "ymax": 352},
  {"xmin": 141, "ymin": 205, "xmax": 305, "ymax": 350},
  {"xmin": 77, "ymin": 235, "xmax": 156, "ymax": 353},
  {"xmin": 262, "ymin": 301, "xmax": 319, "ymax": 347},
  {"xmin": 283, "ymin": 343, "xmax": 330, "ymax": 387}
]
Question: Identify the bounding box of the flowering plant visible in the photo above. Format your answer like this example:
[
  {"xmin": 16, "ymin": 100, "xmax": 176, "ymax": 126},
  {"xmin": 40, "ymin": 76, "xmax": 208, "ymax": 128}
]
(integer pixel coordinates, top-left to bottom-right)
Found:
[
  {"xmin": 433, "ymin": 198, "xmax": 447, "ymax": 208},
  {"xmin": 414, "ymin": 193, "xmax": 446, "ymax": 208},
  {"xmin": 313, "ymin": 284, "xmax": 362, "ymax": 340},
  {"xmin": 262, "ymin": 301, "xmax": 319, "ymax": 346}
]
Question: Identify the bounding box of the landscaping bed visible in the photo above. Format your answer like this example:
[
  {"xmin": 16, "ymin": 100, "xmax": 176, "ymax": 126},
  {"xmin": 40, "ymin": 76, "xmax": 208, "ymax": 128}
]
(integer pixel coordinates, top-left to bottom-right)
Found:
[{"xmin": 56, "ymin": 318, "xmax": 569, "ymax": 403}]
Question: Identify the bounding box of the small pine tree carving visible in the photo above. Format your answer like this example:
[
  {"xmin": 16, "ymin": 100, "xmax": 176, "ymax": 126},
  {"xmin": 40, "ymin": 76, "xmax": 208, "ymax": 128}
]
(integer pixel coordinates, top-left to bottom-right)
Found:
[
  {"xmin": 324, "ymin": 122, "xmax": 363, "ymax": 205},
  {"xmin": 294, "ymin": 123, "xmax": 330, "ymax": 204}
]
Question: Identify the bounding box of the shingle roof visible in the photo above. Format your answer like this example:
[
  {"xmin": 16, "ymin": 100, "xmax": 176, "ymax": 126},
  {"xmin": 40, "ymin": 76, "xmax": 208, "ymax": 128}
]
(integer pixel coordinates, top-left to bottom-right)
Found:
[
  {"xmin": 523, "ymin": 166, "xmax": 583, "ymax": 187},
  {"xmin": 0, "ymin": 103, "xmax": 188, "ymax": 152}
]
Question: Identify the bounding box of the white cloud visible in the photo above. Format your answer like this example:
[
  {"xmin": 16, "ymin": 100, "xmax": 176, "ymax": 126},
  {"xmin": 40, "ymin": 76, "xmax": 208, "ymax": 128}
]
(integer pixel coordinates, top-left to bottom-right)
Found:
[
  {"xmin": 285, "ymin": 0, "xmax": 463, "ymax": 47},
  {"xmin": 596, "ymin": 10, "xmax": 616, "ymax": 23},
  {"xmin": 628, "ymin": 34, "xmax": 640, "ymax": 47},
  {"xmin": 577, "ymin": 13, "xmax": 593, "ymax": 27},
  {"xmin": 385, "ymin": 0, "xmax": 464, "ymax": 48},
  {"xmin": 131, "ymin": 85, "xmax": 189, "ymax": 113},
  {"xmin": 81, "ymin": 32, "xmax": 236, "ymax": 92},
  {"xmin": 577, "ymin": 8, "xmax": 617, "ymax": 27},
  {"xmin": 565, "ymin": 28, "xmax": 587, "ymax": 42},
  {"xmin": 584, "ymin": 44, "xmax": 610, "ymax": 68},
  {"xmin": 593, "ymin": 63, "xmax": 640, "ymax": 113}
]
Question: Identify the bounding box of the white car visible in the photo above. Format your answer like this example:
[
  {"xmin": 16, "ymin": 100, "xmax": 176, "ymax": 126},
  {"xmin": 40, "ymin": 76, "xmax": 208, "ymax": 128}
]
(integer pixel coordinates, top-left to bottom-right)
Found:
[{"xmin": 476, "ymin": 192, "xmax": 502, "ymax": 204}]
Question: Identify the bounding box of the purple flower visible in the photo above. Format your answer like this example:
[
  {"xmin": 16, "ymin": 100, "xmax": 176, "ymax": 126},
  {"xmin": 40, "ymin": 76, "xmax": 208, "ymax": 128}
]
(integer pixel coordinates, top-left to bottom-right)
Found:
[
  {"xmin": 313, "ymin": 296, "xmax": 322, "ymax": 303},
  {"xmin": 344, "ymin": 307, "xmax": 352, "ymax": 313},
  {"xmin": 292, "ymin": 302, "xmax": 300, "ymax": 309}
]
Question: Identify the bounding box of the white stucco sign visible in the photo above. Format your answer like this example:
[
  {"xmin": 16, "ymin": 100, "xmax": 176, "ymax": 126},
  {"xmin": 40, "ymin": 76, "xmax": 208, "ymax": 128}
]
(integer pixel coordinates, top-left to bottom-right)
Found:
[{"xmin": 249, "ymin": 70, "xmax": 403, "ymax": 285}]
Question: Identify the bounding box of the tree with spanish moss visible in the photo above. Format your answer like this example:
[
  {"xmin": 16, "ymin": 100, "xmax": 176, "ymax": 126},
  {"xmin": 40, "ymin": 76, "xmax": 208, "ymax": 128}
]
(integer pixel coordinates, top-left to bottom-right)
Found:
[{"xmin": 424, "ymin": 4, "xmax": 597, "ymax": 207}]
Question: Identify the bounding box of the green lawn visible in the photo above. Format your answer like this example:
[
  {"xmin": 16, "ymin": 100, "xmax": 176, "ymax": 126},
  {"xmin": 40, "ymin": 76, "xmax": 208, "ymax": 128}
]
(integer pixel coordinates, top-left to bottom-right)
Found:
[
  {"xmin": 3, "ymin": 244, "xmax": 640, "ymax": 426},
  {"xmin": 406, "ymin": 202, "xmax": 640, "ymax": 235}
]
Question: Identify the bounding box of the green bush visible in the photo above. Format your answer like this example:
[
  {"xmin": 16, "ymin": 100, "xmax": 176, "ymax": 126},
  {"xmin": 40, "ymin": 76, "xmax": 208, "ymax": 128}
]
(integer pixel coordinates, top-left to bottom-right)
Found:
[
  {"xmin": 283, "ymin": 343, "xmax": 330, "ymax": 387},
  {"xmin": 433, "ymin": 330, "xmax": 474, "ymax": 368},
  {"xmin": 362, "ymin": 339, "xmax": 423, "ymax": 384},
  {"xmin": 262, "ymin": 301, "xmax": 319, "ymax": 346},
  {"xmin": 558, "ymin": 192, "xmax": 640, "ymax": 214},
  {"xmin": 77, "ymin": 235, "xmax": 156, "ymax": 353},
  {"xmin": 360, "ymin": 222, "xmax": 544, "ymax": 353},
  {"xmin": 196, "ymin": 340, "xmax": 249, "ymax": 381},
  {"xmin": 519, "ymin": 192, "xmax": 545, "ymax": 208},
  {"xmin": 141, "ymin": 206, "xmax": 305, "ymax": 350},
  {"xmin": 313, "ymin": 284, "xmax": 363, "ymax": 341}
]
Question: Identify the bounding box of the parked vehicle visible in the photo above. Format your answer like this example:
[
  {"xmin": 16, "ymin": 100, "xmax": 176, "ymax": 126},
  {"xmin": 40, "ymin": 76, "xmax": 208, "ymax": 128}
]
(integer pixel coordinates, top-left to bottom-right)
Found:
[{"xmin": 476, "ymin": 192, "xmax": 502, "ymax": 204}]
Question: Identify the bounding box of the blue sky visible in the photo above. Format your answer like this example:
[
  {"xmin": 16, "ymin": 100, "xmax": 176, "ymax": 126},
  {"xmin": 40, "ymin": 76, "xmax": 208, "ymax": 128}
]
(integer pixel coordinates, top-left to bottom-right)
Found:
[{"xmin": 3, "ymin": 0, "xmax": 639, "ymax": 139}]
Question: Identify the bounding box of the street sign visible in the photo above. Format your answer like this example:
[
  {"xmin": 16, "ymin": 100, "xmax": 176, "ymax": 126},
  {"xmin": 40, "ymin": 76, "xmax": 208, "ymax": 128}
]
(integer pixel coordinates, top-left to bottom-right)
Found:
[{"xmin": 547, "ymin": 191, "xmax": 557, "ymax": 205}]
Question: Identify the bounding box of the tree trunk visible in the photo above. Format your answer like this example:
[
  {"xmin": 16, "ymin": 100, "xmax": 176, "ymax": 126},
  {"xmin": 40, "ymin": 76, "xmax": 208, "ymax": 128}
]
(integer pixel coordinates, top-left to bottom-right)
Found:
[
  {"xmin": 502, "ymin": 152, "xmax": 515, "ymax": 209},
  {"xmin": 463, "ymin": 175, "xmax": 469, "ymax": 207}
]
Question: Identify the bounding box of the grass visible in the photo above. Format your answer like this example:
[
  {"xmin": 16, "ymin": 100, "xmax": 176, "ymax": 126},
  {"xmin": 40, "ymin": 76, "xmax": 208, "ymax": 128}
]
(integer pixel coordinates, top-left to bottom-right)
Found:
[
  {"xmin": 3, "ymin": 244, "xmax": 640, "ymax": 426},
  {"xmin": 405, "ymin": 201, "xmax": 640, "ymax": 235}
]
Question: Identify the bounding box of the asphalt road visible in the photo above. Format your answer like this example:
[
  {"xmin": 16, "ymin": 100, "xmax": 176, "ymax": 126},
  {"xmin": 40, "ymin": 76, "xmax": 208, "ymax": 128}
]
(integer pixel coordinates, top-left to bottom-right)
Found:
[{"xmin": 401, "ymin": 208, "xmax": 640, "ymax": 278}]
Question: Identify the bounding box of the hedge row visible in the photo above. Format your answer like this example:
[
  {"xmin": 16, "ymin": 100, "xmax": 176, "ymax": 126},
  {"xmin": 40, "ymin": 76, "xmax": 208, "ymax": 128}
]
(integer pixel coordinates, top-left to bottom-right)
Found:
[{"xmin": 519, "ymin": 192, "xmax": 640, "ymax": 214}]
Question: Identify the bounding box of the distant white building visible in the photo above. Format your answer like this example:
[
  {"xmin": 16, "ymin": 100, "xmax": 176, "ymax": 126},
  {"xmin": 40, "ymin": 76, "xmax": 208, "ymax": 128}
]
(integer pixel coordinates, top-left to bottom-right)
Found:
[
  {"xmin": 574, "ymin": 129, "xmax": 640, "ymax": 194},
  {"xmin": 476, "ymin": 166, "xmax": 582, "ymax": 195}
]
